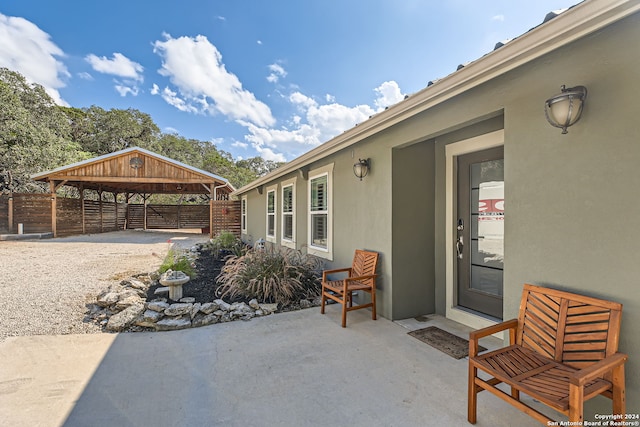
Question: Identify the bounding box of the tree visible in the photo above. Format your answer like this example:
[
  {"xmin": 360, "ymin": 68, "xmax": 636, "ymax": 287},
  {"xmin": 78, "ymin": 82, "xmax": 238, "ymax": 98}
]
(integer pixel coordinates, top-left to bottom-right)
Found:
[
  {"xmin": 71, "ymin": 106, "xmax": 160, "ymax": 155},
  {"xmin": 0, "ymin": 68, "xmax": 88, "ymax": 193},
  {"xmin": 236, "ymin": 157, "xmax": 284, "ymax": 177}
]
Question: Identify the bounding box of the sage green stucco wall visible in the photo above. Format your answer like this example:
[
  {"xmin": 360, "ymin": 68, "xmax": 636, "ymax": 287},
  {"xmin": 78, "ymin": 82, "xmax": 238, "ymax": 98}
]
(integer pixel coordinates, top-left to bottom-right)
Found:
[
  {"xmin": 238, "ymin": 11, "xmax": 640, "ymax": 413},
  {"xmin": 391, "ymin": 142, "xmax": 435, "ymax": 318},
  {"xmin": 501, "ymin": 13, "xmax": 640, "ymax": 415}
]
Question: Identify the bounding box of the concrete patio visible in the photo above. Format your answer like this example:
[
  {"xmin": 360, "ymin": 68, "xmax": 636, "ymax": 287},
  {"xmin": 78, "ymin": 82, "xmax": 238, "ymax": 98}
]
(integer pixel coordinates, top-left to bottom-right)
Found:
[{"xmin": 1, "ymin": 308, "xmax": 566, "ymax": 427}]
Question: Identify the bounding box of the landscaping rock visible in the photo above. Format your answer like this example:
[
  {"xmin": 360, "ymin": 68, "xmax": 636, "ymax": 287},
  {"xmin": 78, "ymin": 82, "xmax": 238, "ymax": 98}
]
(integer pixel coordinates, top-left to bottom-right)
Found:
[
  {"xmin": 142, "ymin": 309, "xmax": 164, "ymax": 323},
  {"xmin": 96, "ymin": 291, "xmax": 120, "ymax": 307},
  {"xmin": 299, "ymin": 299, "xmax": 311, "ymax": 309},
  {"xmin": 155, "ymin": 316, "xmax": 191, "ymax": 331},
  {"xmin": 259, "ymin": 303, "xmax": 278, "ymax": 314},
  {"xmin": 214, "ymin": 299, "xmax": 231, "ymax": 311},
  {"xmin": 164, "ymin": 303, "xmax": 192, "ymax": 316},
  {"xmin": 154, "ymin": 286, "xmax": 170, "ymax": 295},
  {"xmin": 191, "ymin": 303, "xmax": 201, "ymax": 320},
  {"xmin": 106, "ymin": 303, "xmax": 145, "ymax": 332},
  {"xmin": 200, "ymin": 302, "xmax": 219, "ymax": 314},
  {"xmin": 192, "ymin": 312, "xmax": 219, "ymax": 327},
  {"xmin": 88, "ymin": 269, "xmax": 322, "ymax": 334},
  {"xmin": 147, "ymin": 300, "xmax": 170, "ymax": 312},
  {"xmin": 115, "ymin": 294, "xmax": 144, "ymax": 310}
]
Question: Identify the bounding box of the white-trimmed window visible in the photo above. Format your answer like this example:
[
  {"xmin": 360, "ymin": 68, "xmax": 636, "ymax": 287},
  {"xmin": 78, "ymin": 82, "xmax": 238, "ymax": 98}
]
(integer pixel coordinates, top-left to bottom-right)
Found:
[
  {"xmin": 241, "ymin": 196, "xmax": 247, "ymax": 234},
  {"xmin": 266, "ymin": 186, "xmax": 277, "ymax": 242},
  {"xmin": 308, "ymin": 164, "xmax": 333, "ymax": 259},
  {"xmin": 281, "ymin": 178, "xmax": 296, "ymax": 248}
]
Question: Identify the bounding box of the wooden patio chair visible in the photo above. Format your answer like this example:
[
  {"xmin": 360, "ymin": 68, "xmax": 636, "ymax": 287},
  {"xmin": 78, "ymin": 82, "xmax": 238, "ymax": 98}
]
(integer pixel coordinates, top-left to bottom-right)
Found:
[
  {"xmin": 320, "ymin": 249, "xmax": 379, "ymax": 327},
  {"xmin": 468, "ymin": 284, "xmax": 627, "ymax": 425}
]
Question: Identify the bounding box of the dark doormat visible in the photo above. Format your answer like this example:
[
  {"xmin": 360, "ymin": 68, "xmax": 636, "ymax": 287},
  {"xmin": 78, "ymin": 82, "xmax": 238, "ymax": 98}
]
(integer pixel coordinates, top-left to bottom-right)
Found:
[{"xmin": 408, "ymin": 326, "xmax": 486, "ymax": 359}]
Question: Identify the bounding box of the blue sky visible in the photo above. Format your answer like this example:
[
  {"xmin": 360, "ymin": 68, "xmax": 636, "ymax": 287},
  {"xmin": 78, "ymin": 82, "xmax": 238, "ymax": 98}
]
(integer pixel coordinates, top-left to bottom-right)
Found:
[{"xmin": 1, "ymin": 0, "xmax": 578, "ymax": 162}]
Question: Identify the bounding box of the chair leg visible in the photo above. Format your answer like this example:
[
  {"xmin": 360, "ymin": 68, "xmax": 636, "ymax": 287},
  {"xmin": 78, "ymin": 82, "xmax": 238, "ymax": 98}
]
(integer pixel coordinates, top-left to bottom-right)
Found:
[
  {"xmin": 568, "ymin": 383, "xmax": 584, "ymax": 423},
  {"xmin": 468, "ymin": 365, "xmax": 478, "ymax": 424},
  {"xmin": 612, "ymin": 364, "xmax": 626, "ymax": 417},
  {"xmin": 341, "ymin": 300, "xmax": 347, "ymax": 328},
  {"xmin": 371, "ymin": 287, "xmax": 377, "ymax": 320},
  {"xmin": 320, "ymin": 287, "xmax": 326, "ymax": 314}
]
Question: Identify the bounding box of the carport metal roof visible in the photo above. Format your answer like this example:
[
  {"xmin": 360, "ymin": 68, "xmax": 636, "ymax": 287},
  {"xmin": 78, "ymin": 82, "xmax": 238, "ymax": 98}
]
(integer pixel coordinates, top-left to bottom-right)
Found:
[{"xmin": 32, "ymin": 147, "xmax": 235, "ymax": 197}]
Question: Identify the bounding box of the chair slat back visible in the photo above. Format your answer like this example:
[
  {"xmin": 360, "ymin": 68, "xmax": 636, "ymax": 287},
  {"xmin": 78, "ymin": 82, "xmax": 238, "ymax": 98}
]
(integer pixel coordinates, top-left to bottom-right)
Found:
[
  {"xmin": 351, "ymin": 250, "xmax": 379, "ymax": 286},
  {"xmin": 516, "ymin": 284, "xmax": 623, "ymax": 369}
]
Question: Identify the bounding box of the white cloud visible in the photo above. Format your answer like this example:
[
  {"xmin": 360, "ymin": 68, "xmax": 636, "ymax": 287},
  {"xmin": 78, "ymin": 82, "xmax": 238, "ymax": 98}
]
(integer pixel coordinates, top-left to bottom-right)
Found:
[
  {"xmin": 115, "ymin": 83, "xmax": 139, "ymax": 97},
  {"xmin": 0, "ymin": 13, "xmax": 69, "ymax": 105},
  {"xmin": 237, "ymin": 80, "xmax": 405, "ymax": 161},
  {"xmin": 77, "ymin": 72, "xmax": 93, "ymax": 80},
  {"xmin": 289, "ymin": 91, "xmax": 318, "ymax": 109},
  {"xmin": 153, "ymin": 33, "xmax": 275, "ymax": 127},
  {"xmin": 492, "ymin": 14, "xmax": 505, "ymax": 22},
  {"xmin": 85, "ymin": 52, "xmax": 144, "ymax": 81},
  {"xmin": 150, "ymin": 83, "xmax": 160, "ymax": 95},
  {"xmin": 160, "ymin": 86, "xmax": 199, "ymax": 113},
  {"xmin": 255, "ymin": 145, "xmax": 287, "ymax": 162},
  {"xmin": 373, "ymin": 81, "xmax": 405, "ymax": 111},
  {"xmin": 266, "ymin": 63, "xmax": 287, "ymax": 83},
  {"xmin": 232, "ymin": 141, "xmax": 249, "ymax": 149}
]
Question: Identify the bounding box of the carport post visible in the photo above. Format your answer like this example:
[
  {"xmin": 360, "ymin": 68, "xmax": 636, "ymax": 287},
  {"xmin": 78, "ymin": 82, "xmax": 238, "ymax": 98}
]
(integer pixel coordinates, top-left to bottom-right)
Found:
[
  {"xmin": 80, "ymin": 185, "xmax": 86, "ymax": 234},
  {"xmin": 49, "ymin": 181, "xmax": 57, "ymax": 237},
  {"xmin": 8, "ymin": 193, "xmax": 13, "ymax": 232},
  {"xmin": 209, "ymin": 184, "xmax": 214, "ymax": 239}
]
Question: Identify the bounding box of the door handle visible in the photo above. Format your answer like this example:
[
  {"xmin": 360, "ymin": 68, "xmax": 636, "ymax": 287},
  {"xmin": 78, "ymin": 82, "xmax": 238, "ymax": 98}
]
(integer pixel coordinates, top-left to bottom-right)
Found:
[{"xmin": 456, "ymin": 235, "xmax": 464, "ymax": 259}]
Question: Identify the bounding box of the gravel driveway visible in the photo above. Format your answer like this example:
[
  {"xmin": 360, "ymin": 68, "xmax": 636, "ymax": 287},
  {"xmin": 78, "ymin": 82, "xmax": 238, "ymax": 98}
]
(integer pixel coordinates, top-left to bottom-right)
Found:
[{"xmin": 0, "ymin": 230, "xmax": 209, "ymax": 342}]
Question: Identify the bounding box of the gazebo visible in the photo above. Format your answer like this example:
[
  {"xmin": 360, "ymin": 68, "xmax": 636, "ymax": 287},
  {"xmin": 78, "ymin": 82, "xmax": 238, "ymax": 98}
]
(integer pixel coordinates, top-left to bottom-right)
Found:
[{"xmin": 30, "ymin": 147, "xmax": 236, "ymax": 237}]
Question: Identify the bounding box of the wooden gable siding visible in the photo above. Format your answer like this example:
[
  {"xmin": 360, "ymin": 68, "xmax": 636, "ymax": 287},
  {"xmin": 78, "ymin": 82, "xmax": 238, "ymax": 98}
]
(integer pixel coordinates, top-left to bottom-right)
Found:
[{"xmin": 49, "ymin": 152, "xmax": 210, "ymax": 183}]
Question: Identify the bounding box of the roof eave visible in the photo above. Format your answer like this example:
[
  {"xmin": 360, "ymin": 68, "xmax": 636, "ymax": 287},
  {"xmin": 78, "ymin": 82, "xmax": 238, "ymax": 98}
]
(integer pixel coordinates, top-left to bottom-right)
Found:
[{"xmin": 232, "ymin": 0, "xmax": 640, "ymax": 196}]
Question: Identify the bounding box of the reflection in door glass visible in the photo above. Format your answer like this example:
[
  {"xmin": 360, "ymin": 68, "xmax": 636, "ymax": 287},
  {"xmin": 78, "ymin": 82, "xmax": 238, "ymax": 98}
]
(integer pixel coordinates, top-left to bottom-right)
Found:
[{"xmin": 470, "ymin": 160, "xmax": 504, "ymax": 297}]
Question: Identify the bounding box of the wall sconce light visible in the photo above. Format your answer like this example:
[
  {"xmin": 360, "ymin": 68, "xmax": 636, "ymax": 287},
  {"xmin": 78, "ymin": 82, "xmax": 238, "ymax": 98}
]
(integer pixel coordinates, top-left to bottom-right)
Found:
[
  {"xmin": 544, "ymin": 85, "xmax": 587, "ymax": 134},
  {"xmin": 353, "ymin": 158, "xmax": 370, "ymax": 180}
]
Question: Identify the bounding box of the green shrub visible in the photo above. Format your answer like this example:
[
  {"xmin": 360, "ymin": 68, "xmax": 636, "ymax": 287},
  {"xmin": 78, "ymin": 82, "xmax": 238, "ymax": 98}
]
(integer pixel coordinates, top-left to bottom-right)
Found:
[
  {"xmin": 215, "ymin": 247, "xmax": 323, "ymax": 306},
  {"xmin": 207, "ymin": 230, "xmax": 248, "ymax": 259},
  {"xmin": 159, "ymin": 249, "xmax": 196, "ymax": 278}
]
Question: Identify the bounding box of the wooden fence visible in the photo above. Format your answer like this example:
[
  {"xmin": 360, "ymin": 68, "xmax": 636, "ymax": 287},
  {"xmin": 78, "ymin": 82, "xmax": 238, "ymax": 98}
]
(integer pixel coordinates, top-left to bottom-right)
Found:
[
  {"xmin": 0, "ymin": 193, "xmax": 240, "ymax": 237},
  {"xmin": 0, "ymin": 195, "xmax": 9, "ymax": 234},
  {"xmin": 211, "ymin": 200, "xmax": 241, "ymax": 236}
]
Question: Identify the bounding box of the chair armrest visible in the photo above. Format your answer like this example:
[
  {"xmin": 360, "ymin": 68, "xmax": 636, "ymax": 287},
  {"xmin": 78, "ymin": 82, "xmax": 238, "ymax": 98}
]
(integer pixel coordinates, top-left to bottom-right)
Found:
[
  {"xmin": 469, "ymin": 319, "xmax": 518, "ymax": 341},
  {"xmin": 569, "ymin": 352, "xmax": 628, "ymax": 386},
  {"xmin": 469, "ymin": 319, "xmax": 519, "ymax": 357},
  {"xmin": 322, "ymin": 267, "xmax": 352, "ymax": 281},
  {"xmin": 344, "ymin": 274, "xmax": 377, "ymax": 283}
]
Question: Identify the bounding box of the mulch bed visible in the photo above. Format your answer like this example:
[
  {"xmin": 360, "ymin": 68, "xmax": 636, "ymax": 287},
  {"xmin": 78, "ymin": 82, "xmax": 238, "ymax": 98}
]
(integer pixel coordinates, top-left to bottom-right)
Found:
[
  {"xmin": 146, "ymin": 249, "xmax": 242, "ymax": 304},
  {"xmin": 145, "ymin": 248, "xmax": 321, "ymax": 312}
]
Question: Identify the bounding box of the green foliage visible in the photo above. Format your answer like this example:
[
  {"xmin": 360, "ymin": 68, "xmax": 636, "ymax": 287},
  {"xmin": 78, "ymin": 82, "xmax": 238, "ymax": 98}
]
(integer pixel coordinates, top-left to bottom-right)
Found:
[
  {"xmin": 0, "ymin": 68, "xmax": 91, "ymax": 194},
  {"xmin": 215, "ymin": 247, "xmax": 323, "ymax": 306},
  {"xmin": 0, "ymin": 67, "xmax": 284, "ymax": 193},
  {"xmin": 159, "ymin": 249, "xmax": 196, "ymax": 278},
  {"xmin": 206, "ymin": 230, "xmax": 248, "ymax": 259}
]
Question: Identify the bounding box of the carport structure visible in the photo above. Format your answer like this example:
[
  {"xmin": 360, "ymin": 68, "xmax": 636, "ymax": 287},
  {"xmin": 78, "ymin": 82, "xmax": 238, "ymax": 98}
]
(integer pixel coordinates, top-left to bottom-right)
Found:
[{"xmin": 31, "ymin": 147, "xmax": 236, "ymax": 237}]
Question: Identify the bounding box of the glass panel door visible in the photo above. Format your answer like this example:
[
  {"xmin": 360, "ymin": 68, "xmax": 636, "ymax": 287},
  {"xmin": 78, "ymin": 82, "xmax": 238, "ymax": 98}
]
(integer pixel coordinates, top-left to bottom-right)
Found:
[{"xmin": 457, "ymin": 146, "xmax": 504, "ymax": 319}]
